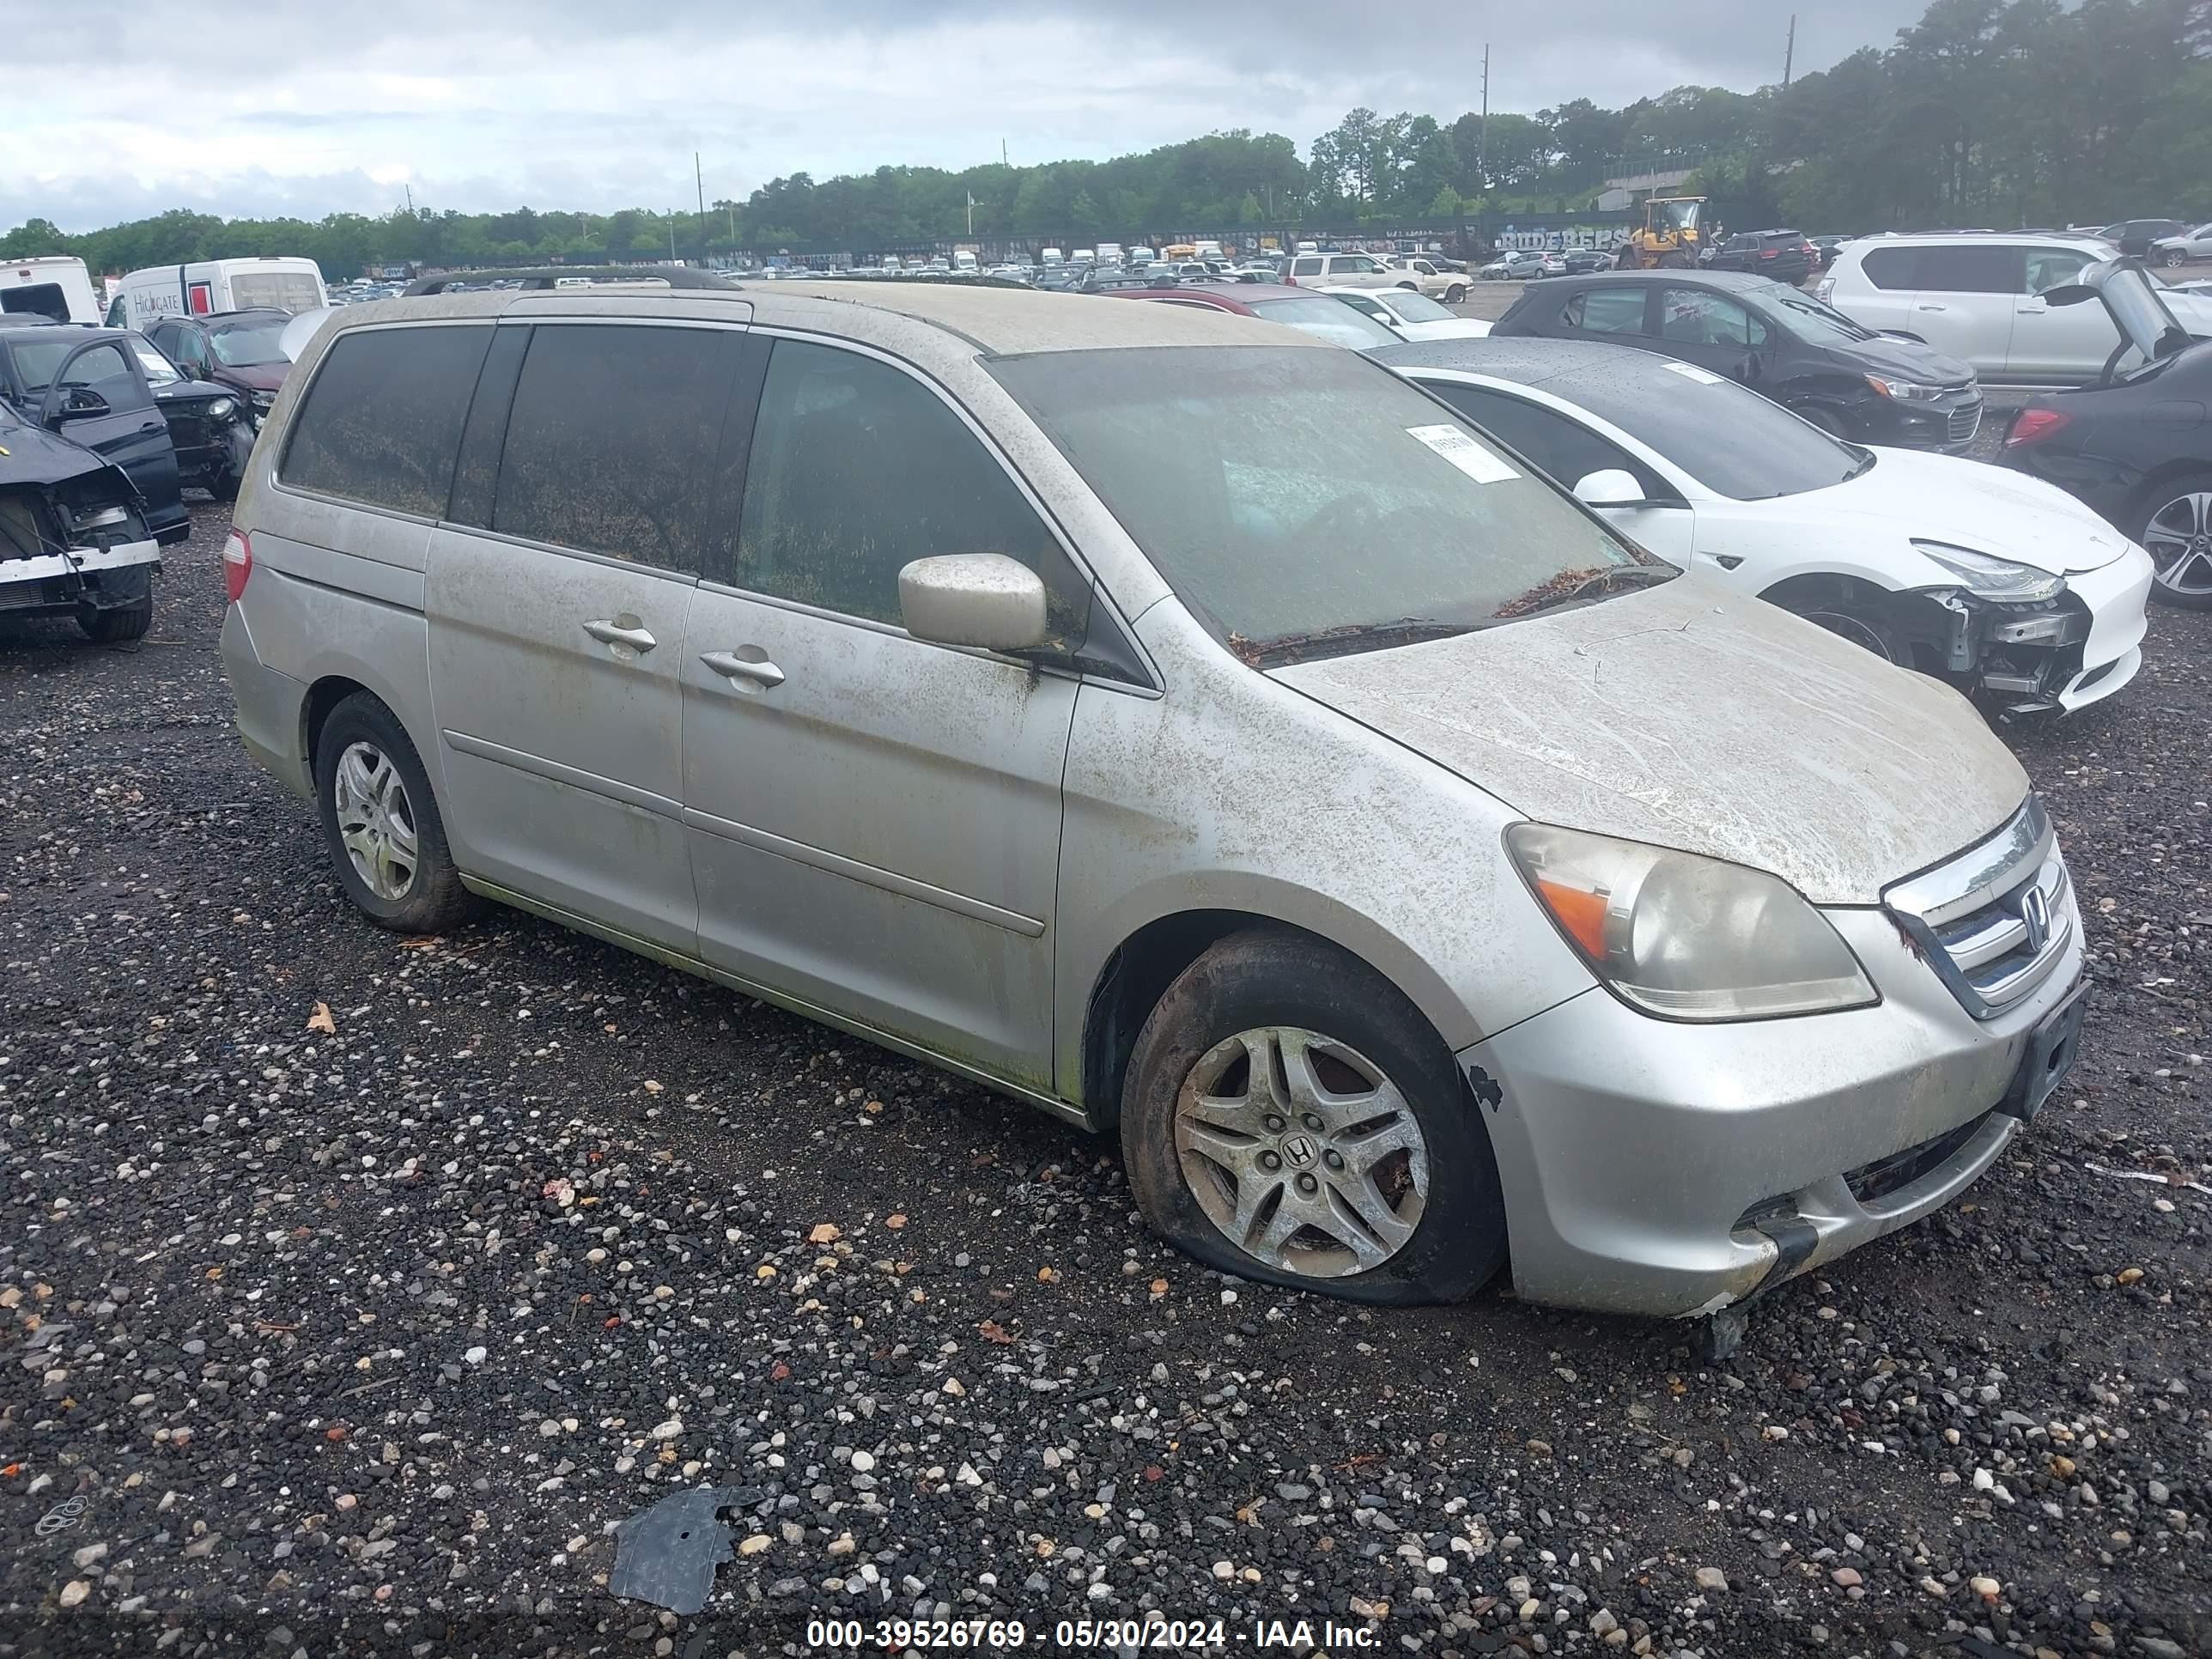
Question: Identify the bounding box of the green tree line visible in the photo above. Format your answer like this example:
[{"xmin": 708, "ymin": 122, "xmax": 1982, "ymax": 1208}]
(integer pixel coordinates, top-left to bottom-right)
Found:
[{"xmin": 6, "ymin": 0, "xmax": 2206, "ymax": 278}]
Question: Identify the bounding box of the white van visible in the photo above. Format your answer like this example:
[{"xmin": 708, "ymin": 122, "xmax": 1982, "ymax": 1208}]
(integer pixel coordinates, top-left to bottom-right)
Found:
[
  {"xmin": 109, "ymin": 258, "xmax": 328, "ymax": 331},
  {"xmin": 1040, "ymin": 248, "xmax": 1065, "ymax": 266},
  {"xmin": 951, "ymin": 250, "xmax": 979, "ymax": 273},
  {"xmin": 1096, "ymin": 241, "xmax": 1125, "ymax": 268},
  {"xmin": 3, "ymin": 255, "xmax": 103, "ymax": 325}
]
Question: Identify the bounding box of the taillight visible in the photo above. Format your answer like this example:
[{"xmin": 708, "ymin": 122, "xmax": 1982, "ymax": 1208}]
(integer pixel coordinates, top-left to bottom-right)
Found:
[
  {"xmin": 1282, "ymin": 272, "xmax": 1296, "ymax": 285},
  {"xmin": 2005, "ymin": 409, "xmax": 2070, "ymax": 448},
  {"xmin": 222, "ymin": 529, "xmax": 253, "ymax": 603}
]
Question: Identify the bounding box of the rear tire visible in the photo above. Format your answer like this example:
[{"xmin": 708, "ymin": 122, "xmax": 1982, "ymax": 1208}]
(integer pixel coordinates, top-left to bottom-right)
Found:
[
  {"xmin": 1120, "ymin": 929, "xmax": 1507, "ymax": 1305},
  {"xmin": 313, "ymin": 691, "xmax": 482, "ymax": 932},
  {"xmin": 2130, "ymin": 471, "xmax": 2212, "ymax": 609}
]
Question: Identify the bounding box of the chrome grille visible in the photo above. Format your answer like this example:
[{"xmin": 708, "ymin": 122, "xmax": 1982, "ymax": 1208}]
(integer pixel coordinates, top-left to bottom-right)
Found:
[
  {"xmin": 1885, "ymin": 797, "xmax": 2072, "ymax": 1019},
  {"xmin": 1948, "ymin": 400, "xmax": 1983, "ymax": 444}
]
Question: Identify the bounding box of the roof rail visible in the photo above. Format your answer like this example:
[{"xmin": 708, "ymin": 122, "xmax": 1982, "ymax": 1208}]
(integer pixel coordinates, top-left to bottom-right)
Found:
[{"xmin": 401, "ymin": 266, "xmax": 745, "ymax": 295}]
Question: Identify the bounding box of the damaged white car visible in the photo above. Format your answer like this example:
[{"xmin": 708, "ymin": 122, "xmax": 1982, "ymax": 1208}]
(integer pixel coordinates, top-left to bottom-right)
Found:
[{"xmin": 1382, "ymin": 336, "xmax": 2154, "ymax": 715}]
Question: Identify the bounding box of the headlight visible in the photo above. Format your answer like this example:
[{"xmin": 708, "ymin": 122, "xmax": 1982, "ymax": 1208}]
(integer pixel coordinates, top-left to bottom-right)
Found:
[
  {"xmin": 1863, "ymin": 373, "xmax": 1949, "ymax": 402},
  {"xmin": 1912, "ymin": 541, "xmax": 2066, "ymax": 602},
  {"xmin": 207, "ymin": 397, "xmax": 237, "ymax": 421},
  {"xmin": 1505, "ymin": 823, "xmax": 1877, "ymax": 1021},
  {"xmin": 251, "ymin": 389, "xmax": 277, "ymax": 410}
]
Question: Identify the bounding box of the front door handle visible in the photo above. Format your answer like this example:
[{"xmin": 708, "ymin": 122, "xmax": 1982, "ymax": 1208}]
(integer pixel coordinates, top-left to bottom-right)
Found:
[
  {"xmin": 2016, "ymin": 303, "xmax": 2047, "ymax": 315},
  {"xmin": 700, "ymin": 649, "xmax": 785, "ymax": 689},
  {"xmin": 1916, "ymin": 302, "xmax": 1948, "ymax": 312},
  {"xmin": 139, "ymin": 420, "xmax": 165, "ymax": 433},
  {"xmin": 582, "ymin": 617, "xmax": 657, "ymax": 652}
]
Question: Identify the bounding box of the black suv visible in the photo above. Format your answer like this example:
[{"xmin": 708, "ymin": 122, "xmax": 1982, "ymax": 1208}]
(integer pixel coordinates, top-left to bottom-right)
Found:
[
  {"xmin": 1492, "ymin": 270, "xmax": 1984, "ymax": 450},
  {"xmin": 1710, "ymin": 229, "xmax": 1815, "ymax": 284},
  {"xmin": 2099, "ymin": 218, "xmax": 2185, "ymax": 258}
]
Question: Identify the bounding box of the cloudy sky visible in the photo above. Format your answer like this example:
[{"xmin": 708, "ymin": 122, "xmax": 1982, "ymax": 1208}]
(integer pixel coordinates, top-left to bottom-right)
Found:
[{"xmin": 9, "ymin": 2, "xmax": 1931, "ymax": 232}]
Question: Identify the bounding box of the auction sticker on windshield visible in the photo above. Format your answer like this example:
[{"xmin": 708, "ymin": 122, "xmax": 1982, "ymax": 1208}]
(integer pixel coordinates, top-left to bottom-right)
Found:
[
  {"xmin": 1661, "ymin": 362, "xmax": 1726, "ymax": 385},
  {"xmin": 1406, "ymin": 423, "xmax": 1519, "ymax": 483}
]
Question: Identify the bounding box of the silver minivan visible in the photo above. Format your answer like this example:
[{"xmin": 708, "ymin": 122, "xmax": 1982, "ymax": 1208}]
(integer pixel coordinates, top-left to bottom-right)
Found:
[{"xmin": 220, "ymin": 276, "xmax": 2087, "ymax": 1329}]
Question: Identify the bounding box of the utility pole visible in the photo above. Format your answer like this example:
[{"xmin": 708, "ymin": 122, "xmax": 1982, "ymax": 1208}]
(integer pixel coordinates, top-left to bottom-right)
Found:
[
  {"xmin": 695, "ymin": 151, "xmax": 706, "ymax": 258},
  {"xmin": 1479, "ymin": 46, "xmax": 1490, "ymax": 192},
  {"xmin": 1783, "ymin": 14, "xmax": 1796, "ymax": 88},
  {"xmin": 1002, "ymin": 138, "xmax": 1009, "ymax": 167},
  {"xmin": 404, "ymin": 183, "xmax": 414, "ymax": 214}
]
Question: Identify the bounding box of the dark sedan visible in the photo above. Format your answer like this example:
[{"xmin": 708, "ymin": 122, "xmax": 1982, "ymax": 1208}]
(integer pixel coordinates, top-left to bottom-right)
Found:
[
  {"xmin": 1492, "ymin": 270, "xmax": 1984, "ymax": 451},
  {"xmin": 2002, "ymin": 258, "xmax": 2212, "ymax": 609},
  {"xmin": 125, "ymin": 332, "xmax": 255, "ymax": 500}
]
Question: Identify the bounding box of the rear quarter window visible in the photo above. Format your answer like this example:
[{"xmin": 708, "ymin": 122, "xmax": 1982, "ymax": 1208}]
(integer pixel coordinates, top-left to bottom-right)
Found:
[
  {"xmin": 281, "ymin": 324, "xmax": 493, "ymax": 518},
  {"xmin": 1856, "ymin": 246, "xmax": 1923, "ymax": 291}
]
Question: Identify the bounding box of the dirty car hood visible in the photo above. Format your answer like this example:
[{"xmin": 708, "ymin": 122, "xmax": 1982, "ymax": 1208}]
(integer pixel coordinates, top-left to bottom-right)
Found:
[
  {"xmin": 1811, "ymin": 447, "xmax": 2133, "ymax": 574},
  {"xmin": 1270, "ymin": 575, "xmax": 2027, "ymax": 904}
]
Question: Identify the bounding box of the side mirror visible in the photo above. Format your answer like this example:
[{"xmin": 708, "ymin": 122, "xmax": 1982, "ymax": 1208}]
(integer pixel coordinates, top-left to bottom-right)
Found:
[
  {"xmin": 898, "ymin": 554, "xmax": 1048, "ymax": 653},
  {"xmin": 46, "ymin": 387, "xmax": 112, "ymax": 424},
  {"xmin": 1573, "ymin": 469, "xmax": 1647, "ymax": 508}
]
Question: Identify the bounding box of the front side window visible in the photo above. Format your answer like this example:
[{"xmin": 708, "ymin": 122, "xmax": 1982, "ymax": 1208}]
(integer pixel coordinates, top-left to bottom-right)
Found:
[
  {"xmin": 12, "ymin": 339, "xmax": 136, "ymax": 398},
  {"xmin": 1562, "ymin": 287, "xmax": 1649, "ymax": 335},
  {"xmin": 1658, "ymin": 289, "xmax": 1766, "ymax": 349},
  {"xmin": 494, "ymin": 324, "xmax": 738, "ymax": 574},
  {"xmin": 283, "ymin": 324, "xmax": 493, "ymax": 518},
  {"xmin": 2025, "ymin": 246, "xmax": 2097, "ymax": 295},
  {"xmin": 736, "ymin": 339, "xmax": 1086, "ymax": 647},
  {"xmin": 988, "ymin": 345, "xmax": 1645, "ymax": 660}
]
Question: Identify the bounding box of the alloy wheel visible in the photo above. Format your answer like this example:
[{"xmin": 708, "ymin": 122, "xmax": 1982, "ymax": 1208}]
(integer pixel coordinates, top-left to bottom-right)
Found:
[
  {"xmin": 332, "ymin": 740, "xmax": 420, "ymax": 900},
  {"xmin": 2142, "ymin": 490, "xmax": 2212, "ymax": 598},
  {"xmin": 1173, "ymin": 1027, "xmax": 1429, "ymax": 1279},
  {"xmin": 1798, "ymin": 608, "xmax": 1902, "ymax": 662}
]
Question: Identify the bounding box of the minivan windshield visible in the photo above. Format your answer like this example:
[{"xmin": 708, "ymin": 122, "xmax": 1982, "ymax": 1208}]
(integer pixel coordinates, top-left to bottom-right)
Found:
[{"xmin": 989, "ymin": 346, "xmax": 1656, "ymax": 661}]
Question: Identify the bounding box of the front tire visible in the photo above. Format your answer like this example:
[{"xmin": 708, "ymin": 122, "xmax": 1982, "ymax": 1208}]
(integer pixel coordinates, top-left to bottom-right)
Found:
[
  {"xmin": 314, "ymin": 691, "xmax": 480, "ymax": 931},
  {"xmin": 1794, "ymin": 405, "xmax": 1850, "ymax": 438},
  {"xmin": 1773, "ymin": 594, "xmax": 1908, "ymax": 663},
  {"xmin": 1444, "ymin": 283, "xmax": 1466, "ymax": 303},
  {"xmin": 2131, "ymin": 473, "xmax": 2212, "ymax": 609},
  {"xmin": 79, "ymin": 566, "xmax": 154, "ymax": 643},
  {"xmin": 2162, "ymin": 248, "xmax": 2187, "ymax": 269},
  {"xmin": 1120, "ymin": 930, "xmax": 1507, "ymax": 1304}
]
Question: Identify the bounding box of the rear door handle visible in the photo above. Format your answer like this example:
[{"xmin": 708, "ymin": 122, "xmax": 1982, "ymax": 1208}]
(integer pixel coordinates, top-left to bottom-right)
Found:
[
  {"xmin": 582, "ymin": 618, "xmax": 657, "ymax": 652},
  {"xmin": 700, "ymin": 649, "xmax": 785, "ymax": 689},
  {"xmin": 1915, "ymin": 303, "xmax": 1948, "ymax": 312}
]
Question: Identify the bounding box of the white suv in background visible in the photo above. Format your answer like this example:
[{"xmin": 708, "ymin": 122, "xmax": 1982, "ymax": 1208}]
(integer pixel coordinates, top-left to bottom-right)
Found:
[
  {"xmin": 1819, "ymin": 234, "xmax": 2212, "ymax": 383},
  {"xmin": 1285, "ymin": 252, "xmax": 1398, "ymax": 289}
]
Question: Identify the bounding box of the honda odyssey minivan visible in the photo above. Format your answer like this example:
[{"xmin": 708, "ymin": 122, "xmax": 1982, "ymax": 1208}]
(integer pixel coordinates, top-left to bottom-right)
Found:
[{"xmin": 219, "ymin": 273, "xmax": 2087, "ymax": 1328}]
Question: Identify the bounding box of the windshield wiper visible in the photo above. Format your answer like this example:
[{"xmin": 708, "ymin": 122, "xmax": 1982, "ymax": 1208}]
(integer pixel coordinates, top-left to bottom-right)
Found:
[
  {"xmin": 1499, "ymin": 562, "xmax": 1680, "ymax": 622},
  {"xmin": 1237, "ymin": 616, "xmax": 1480, "ymax": 668}
]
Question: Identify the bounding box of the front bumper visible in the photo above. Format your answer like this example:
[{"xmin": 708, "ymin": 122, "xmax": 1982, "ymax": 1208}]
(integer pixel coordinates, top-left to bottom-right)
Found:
[
  {"xmin": 1862, "ymin": 386, "xmax": 1984, "ymax": 452},
  {"xmin": 1461, "ymin": 901, "xmax": 2084, "ymax": 1318},
  {"xmin": 0, "ymin": 538, "xmax": 162, "ymax": 622}
]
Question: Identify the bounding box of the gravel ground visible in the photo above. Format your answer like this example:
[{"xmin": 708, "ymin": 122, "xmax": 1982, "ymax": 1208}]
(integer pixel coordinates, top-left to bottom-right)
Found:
[{"xmin": 2, "ymin": 500, "xmax": 2207, "ymax": 1659}]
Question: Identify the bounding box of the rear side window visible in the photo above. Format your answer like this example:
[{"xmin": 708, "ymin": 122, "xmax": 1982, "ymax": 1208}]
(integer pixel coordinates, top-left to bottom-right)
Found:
[
  {"xmin": 734, "ymin": 338, "xmax": 1086, "ymax": 647},
  {"xmin": 283, "ymin": 325, "xmax": 493, "ymax": 518},
  {"xmin": 1291, "ymin": 258, "xmax": 1322, "ymax": 276},
  {"xmin": 1423, "ymin": 381, "xmax": 1670, "ymax": 500},
  {"xmin": 1563, "ymin": 288, "xmax": 1648, "ymax": 335},
  {"xmin": 1916, "ymin": 244, "xmax": 2025, "ymax": 294},
  {"xmin": 1856, "ymin": 246, "xmax": 1922, "ymax": 290},
  {"xmin": 492, "ymin": 324, "xmax": 739, "ymax": 574}
]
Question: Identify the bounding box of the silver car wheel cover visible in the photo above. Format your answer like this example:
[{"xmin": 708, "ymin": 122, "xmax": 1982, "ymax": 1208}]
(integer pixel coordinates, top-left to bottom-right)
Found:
[
  {"xmin": 2142, "ymin": 490, "xmax": 2212, "ymax": 596},
  {"xmin": 332, "ymin": 740, "xmax": 419, "ymax": 901},
  {"xmin": 1173, "ymin": 1026, "xmax": 1430, "ymax": 1279}
]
